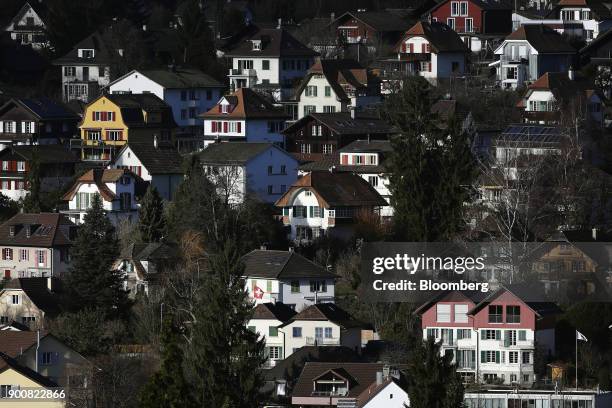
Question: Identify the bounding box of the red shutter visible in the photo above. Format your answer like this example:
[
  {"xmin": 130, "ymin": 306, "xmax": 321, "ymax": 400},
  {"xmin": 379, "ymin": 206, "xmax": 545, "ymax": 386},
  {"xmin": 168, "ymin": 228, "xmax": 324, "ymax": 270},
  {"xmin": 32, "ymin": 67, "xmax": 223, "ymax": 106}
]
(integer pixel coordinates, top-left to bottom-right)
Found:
[
  {"xmin": 341, "ymin": 155, "xmax": 348, "ymax": 165},
  {"xmin": 223, "ymin": 122, "xmax": 228, "ymax": 133},
  {"xmin": 101, "ymin": 111, "xmax": 107, "ymax": 121},
  {"xmin": 4, "ymin": 270, "xmax": 9, "ymax": 279},
  {"xmin": 401, "ymin": 43, "xmax": 406, "ymax": 53},
  {"xmin": 92, "ymin": 111, "xmax": 95, "ymax": 121},
  {"xmin": 2, "ymin": 250, "xmax": 5, "ymax": 260},
  {"xmin": 218, "ymin": 105, "xmax": 222, "ymax": 113},
  {"xmin": 10, "ymin": 161, "xmax": 15, "ymax": 172},
  {"xmin": 137, "ymin": 166, "xmax": 141, "ymax": 176},
  {"xmin": 212, "ymin": 122, "xmax": 217, "ymax": 132},
  {"xmin": 43, "ymin": 251, "xmax": 47, "ymax": 267},
  {"xmin": 119, "ymin": 130, "xmax": 123, "ymax": 140},
  {"xmin": 422, "ymin": 43, "xmax": 426, "ymax": 53},
  {"xmin": 409, "ymin": 43, "xmax": 413, "ymax": 53},
  {"xmin": 7, "ymin": 181, "xmax": 10, "ymax": 190},
  {"xmin": 237, "ymin": 122, "xmax": 241, "ymax": 133},
  {"xmin": 9, "ymin": 249, "xmax": 13, "ymax": 260},
  {"xmin": 428, "ymin": 62, "xmax": 432, "ymax": 72}
]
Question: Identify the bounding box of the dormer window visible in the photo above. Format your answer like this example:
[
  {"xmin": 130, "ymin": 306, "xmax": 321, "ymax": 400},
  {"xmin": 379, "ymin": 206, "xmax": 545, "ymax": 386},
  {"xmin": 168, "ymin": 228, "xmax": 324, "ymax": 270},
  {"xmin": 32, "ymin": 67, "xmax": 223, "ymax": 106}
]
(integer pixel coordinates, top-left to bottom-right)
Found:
[
  {"xmin": 221, "ymin": 104, "xmax": 230, "ymax": 113},
  {"xmin": 25, "ymin": 226, "xmax": 31, "ymax": 238},
  {"xmin": 79, "ymin": 49, "xmax": 95, "ymax": 59},
  {"xmin": 312, "ymin": 370, "xmax": 351, "ymax": 397},
  {"xmin": 252, "ymin": 40, "xmax": 262, "ymax": 51},
  {"xmin": 9, "ymin": 226, "xmax": 14, "ymax": 237}
]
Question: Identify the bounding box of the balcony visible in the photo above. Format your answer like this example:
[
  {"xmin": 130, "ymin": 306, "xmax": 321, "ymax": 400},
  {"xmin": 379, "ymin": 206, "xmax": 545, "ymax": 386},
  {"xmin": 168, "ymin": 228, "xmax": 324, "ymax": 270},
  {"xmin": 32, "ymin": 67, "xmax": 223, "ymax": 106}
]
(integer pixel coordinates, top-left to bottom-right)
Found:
[
  {"xmin": 26, "ymin": 267, "xmax": 52, "ymax": 277},
  {"xmin": 228, "ymin": 68, "xmax": 257, "ymax": 77},
  {"xmin": 305, "ymin": 337, "xmax": 340, "ymax": 346},
  {"xmin": 500, "ymin": 55, "xmax": 528, "ymax": 65},
  {"xmin": 522, "ymin": 110, "xmax": 560, "ymax": 123}
]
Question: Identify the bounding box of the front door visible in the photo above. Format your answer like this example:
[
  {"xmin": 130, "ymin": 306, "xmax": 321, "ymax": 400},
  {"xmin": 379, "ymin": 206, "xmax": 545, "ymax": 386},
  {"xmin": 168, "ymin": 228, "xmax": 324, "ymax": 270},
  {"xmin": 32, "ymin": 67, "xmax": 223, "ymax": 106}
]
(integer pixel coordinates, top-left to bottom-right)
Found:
[{"xmin": 83, "ymin": 67, "xmax": 89, "ymax": 81}]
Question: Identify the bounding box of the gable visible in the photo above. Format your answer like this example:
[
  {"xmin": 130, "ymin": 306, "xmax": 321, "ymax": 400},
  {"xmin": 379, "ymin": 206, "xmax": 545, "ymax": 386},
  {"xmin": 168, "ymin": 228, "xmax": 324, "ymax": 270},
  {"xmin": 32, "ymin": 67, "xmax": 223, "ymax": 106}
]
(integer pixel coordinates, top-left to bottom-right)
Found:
[{"xmin": 0, "ymin": 101, "xmax": 37, "ymax": 122}]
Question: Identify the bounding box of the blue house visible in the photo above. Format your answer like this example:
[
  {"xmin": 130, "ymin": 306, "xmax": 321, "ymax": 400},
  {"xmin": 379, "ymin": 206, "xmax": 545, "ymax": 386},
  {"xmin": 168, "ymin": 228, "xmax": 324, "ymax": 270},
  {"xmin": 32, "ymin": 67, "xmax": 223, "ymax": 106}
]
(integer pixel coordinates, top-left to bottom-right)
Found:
[
  {"xmin": 107, "ymin": 68, "xmax": 225, "ymax": 150},
  {"xmin": 196, "ymin": 142, "xmax": 298, "ymax": 204}
]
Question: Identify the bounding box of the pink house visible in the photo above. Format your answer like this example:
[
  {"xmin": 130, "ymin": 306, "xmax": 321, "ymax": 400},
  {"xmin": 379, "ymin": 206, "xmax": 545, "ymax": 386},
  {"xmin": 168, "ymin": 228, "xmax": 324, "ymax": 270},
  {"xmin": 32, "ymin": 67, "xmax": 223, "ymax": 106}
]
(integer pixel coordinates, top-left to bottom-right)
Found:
[{"xmin": 416, "ymin": 286, "xmax": 559, "ymax": 385}]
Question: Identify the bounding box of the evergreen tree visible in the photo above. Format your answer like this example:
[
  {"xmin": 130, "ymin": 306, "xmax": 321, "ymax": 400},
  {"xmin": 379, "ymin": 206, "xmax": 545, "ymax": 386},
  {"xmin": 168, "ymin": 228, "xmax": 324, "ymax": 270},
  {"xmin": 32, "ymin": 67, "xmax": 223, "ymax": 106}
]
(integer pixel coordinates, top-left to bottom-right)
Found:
[
  {"xmin": 63, "ymin": 194, "xmax": 128, "ymax": 317},
  {"xmin": 187, "ymin": 241, "xmax": 265, "ymax": 407},
  {"xmin": 21, "ymin": 149, "xmax": 42, "ymax": 213},
  {"xmin": 406, "ymin": 338, "xmax": 464, "ymax": 408},
  {"xmin": 138, "ymin": 185, "xmax": 166, "ymax": 242},
  {"xmin": 139, "ymin": 318, "xmax": 196, "ymax": 408},
  {"xmin": 383, "ymin": 77, "xmax": 476, "ymax": 241}
]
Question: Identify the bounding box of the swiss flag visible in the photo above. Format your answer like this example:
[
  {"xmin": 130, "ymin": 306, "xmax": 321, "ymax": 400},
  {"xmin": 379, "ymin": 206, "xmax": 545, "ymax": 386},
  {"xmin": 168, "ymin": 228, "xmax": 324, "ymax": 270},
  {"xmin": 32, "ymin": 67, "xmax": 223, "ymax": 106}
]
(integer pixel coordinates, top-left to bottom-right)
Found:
[{"xmin": 253, "ymin": 286, "xmax": 264, "ymax": 299}]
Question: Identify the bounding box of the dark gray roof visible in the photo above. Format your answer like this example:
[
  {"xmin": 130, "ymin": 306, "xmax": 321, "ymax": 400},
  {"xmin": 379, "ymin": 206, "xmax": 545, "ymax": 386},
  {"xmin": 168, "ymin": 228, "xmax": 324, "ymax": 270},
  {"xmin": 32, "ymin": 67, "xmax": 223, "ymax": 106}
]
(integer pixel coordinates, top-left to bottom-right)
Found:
[
  {"xmin": 53, "ymin": 31, "xmax": 115, "ymax": 65},
  {"xmin": 117, "ymin": 143, "xmax": 183, "ymax": 175},
  {"xmin": 9, "ymin": 98, "xmax": 79, "ymax": 120},
  {"xmin": 136, "ymin": 68, "xmax": 224, "ymax": 89},
  {"xmin": 121, "ymin": 242, "xmax": 179, "ymax": 261},
  {"xmin": 0, "ymin": 145, "xmax": 79, "ymax": 164},
  {"xmin": 3, "ymin": 278, "xmax": 62, "ymax": 317},
  {"xmin": 283, "ymin": 113, "xmax": 394, "ymax": 136},
  {"xmin": 252, "ymin": 302, "xmax": 296, "ymax": 322},
  {"xmin": 339, "ymin": 140, "xmax": 392, "ymax": 153},
  {"xmin": 196, "ymin": 142, "xmax": 288, "ymax": 165},
  {"xmin": 241, "ymin": 249, "xmax": 336, "ymax": 279},
  {"xmin": 0, "ymin": 352, "xmax": 59, "ymax": 388},
  {"xmin": 332, "ymin": 11, "xmax": 412, "ymax": 32},
  {"xmin": 224, "ymin": 28, "xmax": 318, "ymax": 57},
  {"xmin": 280, "ymin": 303, "xmax": 366, "ymax": 329},
  {"xmin": 506, "ymin": 25, "xmax": 575, "ymax": 53}
]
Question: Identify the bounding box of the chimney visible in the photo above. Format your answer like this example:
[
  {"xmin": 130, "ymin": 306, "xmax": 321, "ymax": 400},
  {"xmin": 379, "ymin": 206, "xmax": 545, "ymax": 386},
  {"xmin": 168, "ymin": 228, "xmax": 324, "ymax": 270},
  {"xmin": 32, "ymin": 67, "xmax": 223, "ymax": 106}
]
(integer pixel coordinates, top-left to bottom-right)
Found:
[
  {"xmin": 568, "ymin": 66, "xmax": 575, "ymax": 80},
  {"xmin": 592, "ymin": 228, "xmax": 597, "ymax": 240},
  {"xmin": 376, "ymin": 371, "xmax": 383, "ymax": 385}
]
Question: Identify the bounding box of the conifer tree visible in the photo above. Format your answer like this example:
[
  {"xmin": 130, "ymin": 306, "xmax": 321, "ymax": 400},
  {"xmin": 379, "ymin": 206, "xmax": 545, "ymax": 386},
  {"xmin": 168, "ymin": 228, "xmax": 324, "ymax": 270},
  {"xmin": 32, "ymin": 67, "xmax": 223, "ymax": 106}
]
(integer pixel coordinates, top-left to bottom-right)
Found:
[
  {"xmin": 406, "ymin": 338, "xmax": 464, "ymax": 408},
  {"xmin": 139, "ymin": 318, "xmax": 196, "ymax": 408},
  {"xmin": 383, "ymin": 77, "xmax": 476, "ymax": 241},
  {"xmin": 138, "ymin": 185, "xmax": 165, "ymax": 242},
  {"xmin": 187, "ymin": 241, "xmax": 265, "ymax": 407},
  {"xmin": 63, "ymin": 194, "xmax": 128, "ymax": 317},
  {"xmin": 21, "ymin": 149, "xmax": 42, "ymax": 213}
]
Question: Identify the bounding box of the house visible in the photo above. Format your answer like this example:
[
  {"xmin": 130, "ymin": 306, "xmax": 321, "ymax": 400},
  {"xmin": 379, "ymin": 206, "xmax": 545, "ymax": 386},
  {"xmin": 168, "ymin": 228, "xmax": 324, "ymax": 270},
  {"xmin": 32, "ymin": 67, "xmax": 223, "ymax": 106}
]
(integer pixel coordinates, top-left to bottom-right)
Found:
[
  {"xmin": 295, "ymin": 59, "xmax": 381, "ymax": 121},
  {"xmin": 77, "ymin": 93, "xmax": 177, "ymax": 161},
  {"xmin": 200, "ymin": 88, "xmax": 289, "ymax": 147},
  {"xmin": 0, "ymin": 213, "xmax": 75, "ymax": 280},
  {"xmin": 491, "ymin": 25, "xmax": 575, "ymax": 89},
  {"xmin": 525, "ymin": 230, "xmax": 612, "ymax": 301},
  {"xmin": 242, "ymin": 249, "xmax": 336, "ymax": 310},
  {"xmin": 387, "ymin": 21, "xmax": 469, "ymax": 81},
  {"xmin": 0, "ymin": 352, "xmax": 63, "ymax": 408},
  {"xmin": 282, "ymin": 113, "xmax": 395, "ymax": 163},
  {"xmin": 428, "ymin": 0, "xmax": 512, "ymax": 52},
  {"xmin": 110, "ymin": 142, "xmax": 184, "ymax": 201},
  {"xmin": 551, "ymin": 0, "xmax": 612, "ymax": 41},
  {"xmin": 278, "ymin": 303, "xmax": 367, "ymax": 358},
  {"xmin": 107, "ymin": 68, "xmax": 225, "ymax": 142},
  {"xmin": 61, "ymin": 169, "xmax": 142, "ymax": 225},
  {"xmin": 3, "ymin": 1, "xmax": 48, "ymax": 50},
  {"xmin": 275, "ymin": 171, "xmax": 388, "ymax": 243},
  {"xmin": 415, "ymin": 286, "xmax": 560, "ymax": 385},
  {"xmin": 224, "ymin": 27, "xmax": 318, "ymax": 101},
  {"xmin": 291, "ymin": 362, "xmax": 408, "ymax": 407},
  {"xmin": 0, "ymin": 278, "xmax": 62, "ymax": 329},
  {"xmin": 246, "ymin": 302, "xmax": 296, "ymax": 368},
  {"xmin": 517, "ymin": 71, "xmax": 604, "ymax": 126},
  {"xmin": 464, "ymin": 389, "xmax": 612, "ymax": 407},
  {"xmin": 53, "ymin": 30, "xmax": 118, "ymax": 103},
  {"xmin": 113, "ymin": 242, "xmax": 179, "ymax": 298},
  {"xmin": 0, "ymin": 98, "xmax": 80, "ymax": 149},
  {"xmin": 0, "ymin": 145, "xmax": 79, "ymax": 202},
  {"xmin": 330, "ymin": 10, "xmax": 412, "ymax": 47},
  {"xmin": 261, "ymin": 345, "xmax": 363, "ymax": 403},
  {"xmin": 0, "ymin": 331, "xmax": 91, "ymax": 387},
  {"xmin": 580, "ymin": 29, "xmax": 612, "ymax": 97},
  {"xmin": 196, "ymin": 142, "xmax": 298, "ymax": 204}
]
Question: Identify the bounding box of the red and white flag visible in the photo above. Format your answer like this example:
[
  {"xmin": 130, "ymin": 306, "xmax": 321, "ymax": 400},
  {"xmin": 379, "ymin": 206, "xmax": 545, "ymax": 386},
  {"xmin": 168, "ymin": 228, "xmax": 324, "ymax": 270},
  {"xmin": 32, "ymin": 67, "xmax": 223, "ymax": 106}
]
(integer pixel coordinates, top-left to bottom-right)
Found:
[{"xmin": 253, "ymin": 286, "xmax": 264, "ymax": 299}]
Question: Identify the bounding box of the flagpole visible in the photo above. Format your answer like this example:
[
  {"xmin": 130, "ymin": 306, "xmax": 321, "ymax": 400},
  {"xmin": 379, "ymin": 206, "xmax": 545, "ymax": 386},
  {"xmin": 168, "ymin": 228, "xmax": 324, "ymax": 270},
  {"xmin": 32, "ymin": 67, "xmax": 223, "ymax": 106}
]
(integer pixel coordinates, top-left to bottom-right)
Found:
[{"xmin": 575, "ymin": 330, "xmax": 578, "ymax": 390}]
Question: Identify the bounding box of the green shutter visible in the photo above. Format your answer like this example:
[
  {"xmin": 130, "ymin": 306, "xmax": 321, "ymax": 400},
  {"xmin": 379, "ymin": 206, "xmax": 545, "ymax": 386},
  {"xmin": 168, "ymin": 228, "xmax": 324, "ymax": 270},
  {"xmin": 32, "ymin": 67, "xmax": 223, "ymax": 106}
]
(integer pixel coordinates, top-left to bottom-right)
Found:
[
  {"xmin": 76, "ymin": 193, "xmax": 80, "ymax": 209},
  {"xmin": 248, "ymin": 326, "xmax": 256, "ymax": 333},
  {"xmin": 495, "ymin": 351, "xmax": 500, "ymax": 363},
  {"xmin": 519, "ymin": 330, "xmax": 526, "ymax": 341},
  {"xmin": 481, "ymin": 351, "xmax": 485, "ymax": 363},
  {"xmin": 481, "ymin": 330, "xmax": 486, "ymax": 340},
  {"xmin": 269, "ymin": 326, "xmax": 278, "ymax": 337},
  {"xmin": 267, "ymin": 280, "xmax": 272, "ymax": 292},
  {"xmin": 309, "ymin": 206, "xmax": 313, "ymax": 218},
  {"xmin": 496, "ymin": 330, "xmax": 501, "ymax": 340}
]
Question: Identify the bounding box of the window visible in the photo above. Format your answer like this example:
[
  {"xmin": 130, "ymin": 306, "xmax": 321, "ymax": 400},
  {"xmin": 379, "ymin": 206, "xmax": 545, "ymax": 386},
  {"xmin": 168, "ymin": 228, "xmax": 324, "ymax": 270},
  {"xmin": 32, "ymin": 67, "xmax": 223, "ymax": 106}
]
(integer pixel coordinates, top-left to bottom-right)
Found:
[
  {"xmin": 325, "ymin": 86, "xmax": 331, "ymax": 97},
  {"xmin": 268, "ymin": 121, "xmax": 283, "ymax": 133},
  {"xmin": 322, "ymin": 144, "xmax": 333, "ymax": 154},
  {"xmin": 237, "ymin": 59, "xmax": 253, "ymax": 70},
  {"xmin": 436, "ymin": 304, "xmax": 451, "ymax": 322},
  {"xmin": 518, "ymin": 330, "xmax": 526, "ymax": 341},
  {"xmin": 4, "ymin": 121, "xmax": 14, "ymax": 133},
  {"xmin": 280, "ymin": 165, "xmax": 286, "ymax": 174},
  {"xmin": 292, "ymin": 327, "xmax": 302, "ymax": 337},
  {"xmin": 315, "ymin": 327, "xmax": 323, "ymax": 339},
  {"xmin": 281, "ymin": 184, "xmax": 286, "ymax": 193},
  {"xmin": 120, "ymin": 192, "xmax": 132, "ymax": 210},
  {"xmin": 300, "ymin": 144, "xmax": 311, "ymax": 154},
  {"xmin": 189, "ymin": 108, "xmax": 197, "ymax": 119},
  {"xmin": 3, "ymin": 249, "xmax": 12, "ymax": 261},
  {"xmin": 87, "ymin": 131, "xmax": 101, "ymax": 141},
  {"xmin": 180, "ymin": 109, "xmax": 187, "ymax": 120},
  {"xmin": 506, "ymin": 306, "xmax": 520, "ymax": 323},
  {"xmin": 64, "ymin": 66, "xmax": 76, "ymax": 76},
  {"xmin": 41, "ymin": 352, "xmax": 53, "ymax": 365},
  {"xmin": 267, "ymin": 346, "xmax": 282, "ymax": 360},
  {"xmin": 37, "ymin": 250, "xmax": 44, "ymax": 265},
  {"xmin": 323, "ymin": 106, "xmax": 336, "ymax": 113},
  {"xmin": 262, "ymin": 60, "xmax": 270, "ymax": 70},
  {"xmin": 522, "ymin": 351, "xmax": 531, "ymax": 364},
  {"xmin": 11, "ymin": 295, "xmax": 19, "ymax": 305},
  {"xmin": 1, "ymin": 162, "xmax": 6, "ymax": 171},
  {"xmin": 368, "ymin": 176, "xmax": 378, "ymax": 187},
  {"xmin": 304, "ymin": 105, "xmax": 316, "ymax": 116},
  {"xmin": 488, "ymin": 305, "xmax": 503, "ymax": 323},
  {"xmin": 506, "ymin": 67, "xmax": 517, "ymax": 80},
  {"xmin": 22, "ymin": 121, "xmax": 33, "ymax": 133},
  {"xmin": 81, "ymin": 49, "xmax": 94, "ymax": 58},
  {"xmin": 107, "ymin": 130, "xmax": 122, "ymax": 141},
  {"xmin": 269, "ymin": 326, "xmax": 278, "ymax": 337},
  {"xmin": 505, "ymin": 330, "xmax": 517, "ymax": 346},
  {"xmin": 482, "ymin": 329, "xmax": 500, "ymax": 340},
  {"xmin": 447, "ymin": 18, "xmax": 455, "ymax": 30},
  {"xmin": 465, "ymin": 18, "xmax": 473, "ymax": 32},
  {"xmin": 305, "ymin": 86, "xmax": 317, "ymax": 97},
  {"xmin": 290, "ymin": 280, "xmax": 300, "ymax": 293},
  {"xmin": 481, "ymin": 350, "xmax": 500, "ymax": 363},
  {"xmin": 324, "ymin": 327, "xmax": 332, "ymax": 338},
  {"xmin": 582, "ymin": 10, "xmax": 591, "ymax": 20},
  {"xmin": 1, "ymin": 181, "xmax": 8, "ymax": 190},
  {"xmin": 310, "ymin": 206, "xmax": 323, "ymax": 218},
  {"xmin": 17, "ymin": 162, "xmax": 25, "ymax": 172},
  {"xmin": 460, "ymin": 1, "xmax": 468, "ymax": 16},
  {"xmin": 293, "ymin": 206, "xmax": 307, "ymax": 218},
  {"xmin": 454, "ymin": 304, "xmax": 469, "ymax": 323},
  {"xmin": 267, "ymin": 185, "xmax": 273, "ymax": 194},
  {"xmin": 76, "ymin": 192, "xmax": 93, "ymax": 210},
  {"xmin": 426, "ymin": 328, "xmax": 439, "ymax": 339},
  {"xmin": 523, "ymin": 374, "xmax": 530, "ymax": 383},
  {"xmin": 451, "ymin": 1, "xmax": 459, "ymax": 16},
  {"xmin": 457, "ymin": 329, "xmax": 471, "ymax": 340},
  {"xmin": 310, "ymin": 280, "xmax": 327, "ymax": 292},
  {"xmin": 509, "ymin": 351, "xmax": 519, "ymax": 364},
  {"xmin": 180, "ymin": 90, "xmax": 187, "ymax": 101},
  {"xmin": 510, "ymin": 374, "xmax": 517, "ymax": 383},
  {"xmin": 311, "ymin": 125, "xmax": 322, "ymax": 136},
  {"xmin": 189, "ymin": 90, "xmax": 198, "ymax": 100}
]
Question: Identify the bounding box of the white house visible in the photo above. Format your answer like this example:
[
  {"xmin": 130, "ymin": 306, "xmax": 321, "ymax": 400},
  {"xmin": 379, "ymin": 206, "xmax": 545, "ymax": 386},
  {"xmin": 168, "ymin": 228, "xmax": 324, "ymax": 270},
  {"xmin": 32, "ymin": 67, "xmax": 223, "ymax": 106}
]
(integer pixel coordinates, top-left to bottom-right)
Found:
[
  {"xmin": 278, "ymin": 303, "xmax": 365, "ymax": 359},
  {"xmin": 554, "ymin": 0, "xmax": 612, "ymax": 41},
  {"xmin": 61, "ymin": 168, "xmax": 141, "ymax": 225},
  {"xmin": 200, "ymin": 88, "xmax": 288, "ymax": 147},
  {"xmin": 224, "ymin": 27, "xmax": 318, "ymax": 101},
  {"xmin": 337, "ymin": 140, "xmax": 393, "ymax": 217},
  {"xmin": 491, "ymin": 25, "xmax": 575, "ymax": 90},
  {"xmin": 246, "ymin": 302, "xmax": 296, "ymax": 368},
  {"xmin": 196, "ymin": 142, "xmax": 298, "ymax": 204},
  {"xmin": 111, "ymin": 142, "xmax": 184, "ymax": 201},
  {"xmin": 0, "ymin": 277, "xmax": 62, "ymax": 329},
  {"xmin": 107, "ymin": 68, "xmax": 224, "ymax": 138},
  {"xmin": 53, "ymin": 30, "xmax": 118, "ymax": 103},
  {"xmin": 296, "ymin": 59, "xmax": 381, "ymax": 120},
  {"xmin": 242, "ymin": 249, "xmax": 336, "ymax": 311},
  {"xmin": 3, "ymin": 2, "xmax": 48, "ymax": 50},
  {"xmin": 275, "ymin": 171, "xmax": 388, "ymax": 243},
  {"xmin": 391, "ymin": 21, "xmax": 468, "ymax": 81}
]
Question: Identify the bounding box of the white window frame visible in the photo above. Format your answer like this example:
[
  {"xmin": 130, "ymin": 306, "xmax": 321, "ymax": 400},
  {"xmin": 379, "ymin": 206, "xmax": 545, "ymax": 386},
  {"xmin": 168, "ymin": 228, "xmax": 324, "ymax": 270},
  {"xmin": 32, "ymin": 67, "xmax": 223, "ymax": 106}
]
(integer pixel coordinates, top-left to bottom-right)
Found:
[
  {"xmin": 447, "ymin": 18, "xmax": 455, "ymax": 30},
  {"xmin": 451, "ymin": 1, "xmax": 460, "ymax": 16},
  {"xmin": 17, "ymin": 162, "xmax": 25, "ymax": 172},
  {"xmin": 11, "ymin": 294, "xmax": 19, "ymax": 305},
  {"xmin": 454, "ymin": 304, "xmax": 469, "ymax": 323},
  {"xmin": 465, "ymin": 18, "xmax": 474, "ymax": 32},
  {"xmin": 460, "ymin": 1, "xmax": 468, "ymax": 16},
  {"xmin": 436, "ymin": 304, "xmax": 451, "ymax": 323}
]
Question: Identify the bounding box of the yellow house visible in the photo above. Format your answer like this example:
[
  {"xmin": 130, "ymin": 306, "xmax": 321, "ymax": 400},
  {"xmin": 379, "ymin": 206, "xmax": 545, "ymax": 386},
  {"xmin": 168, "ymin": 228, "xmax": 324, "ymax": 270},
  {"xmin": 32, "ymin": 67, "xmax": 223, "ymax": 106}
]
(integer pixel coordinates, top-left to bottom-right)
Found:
[
  {"xmin": 0, "ymin": 352, "xmax": 64, "ymax": 407},
  {"xmin": 78, "ymin": 93, "xmax": 176, "ymax": 161}
]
